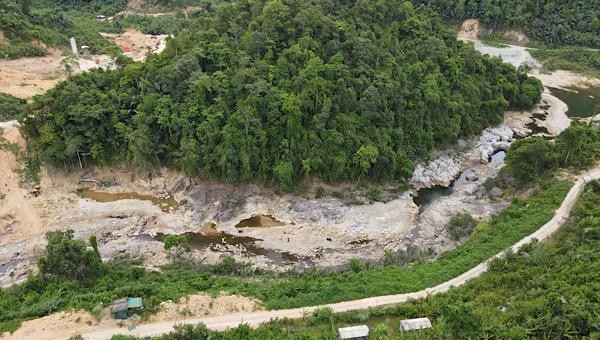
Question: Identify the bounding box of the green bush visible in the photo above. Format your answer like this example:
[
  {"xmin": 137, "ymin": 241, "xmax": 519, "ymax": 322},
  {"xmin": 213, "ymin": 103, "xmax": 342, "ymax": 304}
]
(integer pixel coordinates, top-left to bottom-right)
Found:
[
  {"xmin": 445, "ymin": 213, "xmax": 477, "ymax": 241},
  {"xmin": 315, "ymin": 186, "xmax": 326, "ymax": 199},
  {"xmin": 0, "ymin": 42, "xmax": 46, "ymax": 59},
  {"xmin": 37, "ymin": 230, "xmax": 104, "ymax": 286},
  {"xmin": 0, "ymin": 93, "xmax": 30, "ymax": 121},
  {"xmin": 307, "ymin": 307, "xmax": 333, "ymax": 326},
  {"xmin": 163, "ymin": 234, "xmax": 190, "ymax": 251}
]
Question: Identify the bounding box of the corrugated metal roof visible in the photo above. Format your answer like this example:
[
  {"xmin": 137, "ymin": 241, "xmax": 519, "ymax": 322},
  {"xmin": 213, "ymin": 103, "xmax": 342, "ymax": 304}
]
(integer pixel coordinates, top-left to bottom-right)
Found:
[
  {"xmin": 338, "ymin": 325, "xmax": 369, "ymax": 339},
  {"xmin": 127, "ymin": 297, "xmax": 143, "ymax": 309},
  {"xmin": 112, "ymin": 298, "xmax": 128, "ymax": 313},
  {"xmin": 399, "ymin": 317, "xmax": 432, "ymax": 331}
]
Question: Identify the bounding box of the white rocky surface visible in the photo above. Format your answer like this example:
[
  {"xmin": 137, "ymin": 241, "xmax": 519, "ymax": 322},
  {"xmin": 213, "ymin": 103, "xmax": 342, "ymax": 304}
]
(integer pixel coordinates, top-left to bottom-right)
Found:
[
  {"xmin": 477, "ymin": 125, "xmax": 514, "ymax": 163},
  {"xmin": 410, "ymin": 155, "xmax": 464, "ymax": 188}
]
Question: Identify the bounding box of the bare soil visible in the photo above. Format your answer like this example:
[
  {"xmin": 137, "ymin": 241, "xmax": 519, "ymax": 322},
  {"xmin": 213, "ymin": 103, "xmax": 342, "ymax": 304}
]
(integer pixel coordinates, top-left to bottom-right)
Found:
[
  {"xmin": 1, "ymin": 293, "xmax": 260, "ymax": 340},
  {"xmin": 457, "ymin": 19, "xmax": 480, "ymax": 40},
  {"xmin": 0, "ymin": 49, "xmax": 65, "ymax": 99},
  {"xmin": 529, "ymin": 70, "xmax": 600, "ymax": 90},
  {"xmin": 100, "ymin": 29, "xmax": 168, "ymax": 61}
]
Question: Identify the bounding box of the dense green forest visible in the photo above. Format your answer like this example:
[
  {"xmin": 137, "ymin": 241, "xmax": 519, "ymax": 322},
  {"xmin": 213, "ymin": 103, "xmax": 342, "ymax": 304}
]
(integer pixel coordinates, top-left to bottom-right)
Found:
[
  {"xmin": 0, "ymin": 0, "xmax": 126, "ymax": 58},
  {"xmin": 416, "ymin": 0, "xmax": 600, "ymax": 48},
  {"xmin": 117, "ymin": 180, "xmax": 600, "ymax": 339},
  {"xmin": 22, "ymin": 0, "xmax": 542, "ymax": 185}
]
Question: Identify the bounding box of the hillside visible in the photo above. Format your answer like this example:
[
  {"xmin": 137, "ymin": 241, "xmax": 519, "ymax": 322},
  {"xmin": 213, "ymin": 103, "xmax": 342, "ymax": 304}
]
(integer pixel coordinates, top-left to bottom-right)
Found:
[
  {"xmin": 416, "ymin": 0, "xmax": 600, "ymax": 48},
  {"xmin": 0, "ymin": 0, "xmax": 128, "ymax": 58},
  {"xmin": 22, "ymin": 0, "xmax": 542, "ymax": 186}
]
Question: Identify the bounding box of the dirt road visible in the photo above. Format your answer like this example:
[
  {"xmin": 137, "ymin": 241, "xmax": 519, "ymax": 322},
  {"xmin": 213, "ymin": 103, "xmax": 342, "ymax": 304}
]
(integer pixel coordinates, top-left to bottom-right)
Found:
[{"xmin": 81, "ymin": 168, "xmax": 600, "ymax": 340}]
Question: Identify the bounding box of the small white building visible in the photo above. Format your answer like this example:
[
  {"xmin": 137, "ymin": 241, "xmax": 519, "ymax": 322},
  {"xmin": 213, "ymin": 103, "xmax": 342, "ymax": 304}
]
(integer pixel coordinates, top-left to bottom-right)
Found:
[
  {"xmin": 399, "ymin": 317, "xmax": 432, "ymax": 332},
  {"xmin": 338, "ymin": 325, "xmax": 369, "ymax": 340}
]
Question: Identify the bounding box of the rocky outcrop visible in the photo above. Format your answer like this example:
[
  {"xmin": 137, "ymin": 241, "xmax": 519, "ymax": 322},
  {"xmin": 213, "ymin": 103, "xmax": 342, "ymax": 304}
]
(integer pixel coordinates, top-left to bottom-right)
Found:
[
  {"xmin": 411, "ymin": 125, "xmax": 514, "ymax": 188},
  {"xmin": 410, "ymin": 155, "xmax": 463, "ymax": 188},
  {"xmin": 478, "ymin": 125, "xmax": 513, "ymax": 163}
]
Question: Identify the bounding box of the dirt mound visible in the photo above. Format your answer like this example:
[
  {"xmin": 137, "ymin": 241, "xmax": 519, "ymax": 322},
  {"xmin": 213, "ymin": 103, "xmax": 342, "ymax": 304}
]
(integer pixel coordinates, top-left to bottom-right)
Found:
[
  {"xmin": 150, "ymin": 293, "xmax": 263, "ymax": 321},
  {"xmin": 0, "ymin": 53, "xmax": 64, "ymax": 99},
  {"xmin": 0, "ymin": 126, "xmax": 46, "ymax": 244},
  {"xmin": 458, "ymin": 19, "xmax": 480, "ymax": 40},
  {"xmin": 100, "ymin": 29, "xmax": 168, "ymax": 61},
  {"xmin": 2, "ymin": 309, "xmax": 117, "ymax": 340}
]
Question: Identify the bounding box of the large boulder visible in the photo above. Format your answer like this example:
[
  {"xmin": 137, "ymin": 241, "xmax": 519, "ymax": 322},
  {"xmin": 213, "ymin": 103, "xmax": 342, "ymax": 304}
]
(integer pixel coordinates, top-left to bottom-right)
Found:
[{"xmin": 411, "ymin": 155, "xmax": 463, "ymax": 188}]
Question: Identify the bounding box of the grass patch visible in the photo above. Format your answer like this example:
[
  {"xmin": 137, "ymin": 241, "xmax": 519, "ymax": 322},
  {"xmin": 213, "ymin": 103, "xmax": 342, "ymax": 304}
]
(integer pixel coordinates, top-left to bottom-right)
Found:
[{"xmin": 530, "ymin": 47, "xmax": 600, "ymax": 78}]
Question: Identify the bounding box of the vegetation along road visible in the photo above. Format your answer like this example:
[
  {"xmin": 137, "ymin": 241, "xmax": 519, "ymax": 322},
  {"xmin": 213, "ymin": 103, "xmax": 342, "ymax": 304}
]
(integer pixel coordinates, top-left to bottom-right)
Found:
[{"xmin": 82, "ymin": 167, "xmax": 600, "ymax": 340}]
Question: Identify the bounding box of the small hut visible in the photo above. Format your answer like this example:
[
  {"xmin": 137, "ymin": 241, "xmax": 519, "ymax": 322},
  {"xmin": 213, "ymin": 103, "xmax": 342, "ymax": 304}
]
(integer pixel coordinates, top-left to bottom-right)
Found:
[
  {"xmin": 338, "ymin": 325, "xmax": 369, "ymax": 340},
  {"xmin": 399, "ymin": 317, "xmax": 432, "ymax": 332},
  {"xmin": 112, "ymin": 297, "xmax": 144, "ymax": 319}
]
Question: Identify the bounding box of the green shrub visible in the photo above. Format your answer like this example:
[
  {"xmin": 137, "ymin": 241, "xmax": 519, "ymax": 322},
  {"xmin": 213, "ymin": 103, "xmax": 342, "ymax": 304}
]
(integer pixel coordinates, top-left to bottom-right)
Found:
[
  {"xmin": 0, "ymin": 93, "xmax": 30, "ymax": 121},
  {"xmin": 350, "ymin": 259, "xmax": 361, "ymax": 273},
  {"xmin": 368, "ymin": 188, "xmax": 382, "ymax": 202},
  {"xmin": 307, "ymin": 307, "xmax": 333, "ymax": 326},
  {"xmin": 36, "ymin": 230, "xmax": 104, "ymax": 287},
  {"xmin": 445, "ymin": 213, "xmax": 477, "ymax": 241},
  {"xmin": 163, "ymin": 234, "xmax": 190, "ymax": 251},
  {"xmin": 0, "ymin": 42, "xmax": 46, "ymax": 59}
]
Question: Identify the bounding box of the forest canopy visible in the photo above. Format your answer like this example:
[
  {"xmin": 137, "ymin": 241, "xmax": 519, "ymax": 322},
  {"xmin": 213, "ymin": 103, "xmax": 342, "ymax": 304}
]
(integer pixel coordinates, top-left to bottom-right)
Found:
[
  {"xmin": 416, "ymin": 0, "xmax": 600, "ymax": 48},
  {"xmin": 23, "ymin": 0, "xmax": 542, "ymax": 185}
]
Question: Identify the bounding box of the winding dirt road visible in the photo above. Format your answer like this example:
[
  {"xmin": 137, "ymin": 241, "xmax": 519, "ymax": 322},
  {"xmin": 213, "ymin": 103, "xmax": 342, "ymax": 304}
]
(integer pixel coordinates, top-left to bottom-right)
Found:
[{"xmin": 80, "ymin": 168, "xmax": 600, "ymax": 340}]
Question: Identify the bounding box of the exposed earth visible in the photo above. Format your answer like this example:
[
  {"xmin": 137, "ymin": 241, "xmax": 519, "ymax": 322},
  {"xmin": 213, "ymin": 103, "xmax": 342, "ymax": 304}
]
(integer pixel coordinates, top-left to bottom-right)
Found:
[
  {"xmin": 0, "ymin": 29, "xmax": 168, "ymax": 99},
  {"xmin": 2, "ymin": 293, "xmax": 262, "ymax": 340},
  {"xmin": 100, "ymin": 29, "xmax": 168, "ymax": 62}
]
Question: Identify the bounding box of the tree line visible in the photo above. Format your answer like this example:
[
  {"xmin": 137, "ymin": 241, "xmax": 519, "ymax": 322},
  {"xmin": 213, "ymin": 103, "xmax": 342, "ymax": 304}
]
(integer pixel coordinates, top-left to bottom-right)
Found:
[
  {"xmin": 416, "ymin": 0, "xmax": 600, "ymax": 47},
  {"xmin": 23, "ymin": 0, "xmax": 542, "ymax": 186}
]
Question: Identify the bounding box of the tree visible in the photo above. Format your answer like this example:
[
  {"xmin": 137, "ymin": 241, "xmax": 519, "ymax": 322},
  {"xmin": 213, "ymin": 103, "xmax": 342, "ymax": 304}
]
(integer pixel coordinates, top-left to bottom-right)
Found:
[
  {"xmin": 24, "ymin": 0, "xmax": 545, "ymax": 186},
  {"xmin": 440, "ymin": 301, "xmax": 483, "ymax": 338},
  {"xmin": 505, "ymin": 137, "xmax": 558, "ymax": 183},
  {"xmin": 37, "ymin": 230, "xmax": 103, "ymax": 285},
  {"xmin": 555, "ymin": 122, "xmax": 600, "ymax": 168},
  {"xmin": 355, "ymin": 144, "xmax": 379, "ymax": 177},
  {"xmin": 60, "ymin": 55, "xmax": 79, "ymax": 77}
]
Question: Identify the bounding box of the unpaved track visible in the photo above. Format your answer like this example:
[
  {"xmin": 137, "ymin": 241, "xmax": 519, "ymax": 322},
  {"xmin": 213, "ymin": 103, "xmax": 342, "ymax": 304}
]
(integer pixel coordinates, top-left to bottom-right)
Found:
[{"xmin": 81, "ymin": 168, "xmax": 600, "ymax": 340}]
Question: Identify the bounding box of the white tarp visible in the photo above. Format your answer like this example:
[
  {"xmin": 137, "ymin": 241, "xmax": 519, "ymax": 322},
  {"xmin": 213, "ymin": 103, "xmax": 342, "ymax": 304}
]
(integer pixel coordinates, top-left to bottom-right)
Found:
[
  {"xmin": 338, "ymin": 325, "xmax": 369, "ymax": 339},
  {"xmin": 399, "ymin": 317, "xmax": 432, "ymax": 331}
]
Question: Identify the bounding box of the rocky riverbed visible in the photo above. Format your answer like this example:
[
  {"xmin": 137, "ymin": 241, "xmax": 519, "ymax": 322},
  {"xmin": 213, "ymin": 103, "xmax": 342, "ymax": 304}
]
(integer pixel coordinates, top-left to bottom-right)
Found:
[{"xmin": 0, "ymin": 120, "xmax": 519, "ymax": 287}]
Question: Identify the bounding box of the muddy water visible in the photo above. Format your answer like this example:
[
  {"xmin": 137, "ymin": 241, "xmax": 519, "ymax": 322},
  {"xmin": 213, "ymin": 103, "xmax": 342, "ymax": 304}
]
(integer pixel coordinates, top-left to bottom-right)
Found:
[
  {"xmin": 414, "ymin": 185, "xmax": 454, "ymax": 210},
  {"xmin": 154, "ymin": 228, "xmax": 305, "ymax": 266},
  {"xmin": 549, "ymin": 87, "xmax": 600, "ymax": 118},
  {"xmin": 235, "ymin": 214, "xmax": 285, "ymax": 228},
  {"xmin": 77, "ymin": 188, "xmax": 179, "ymax": 212}
]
